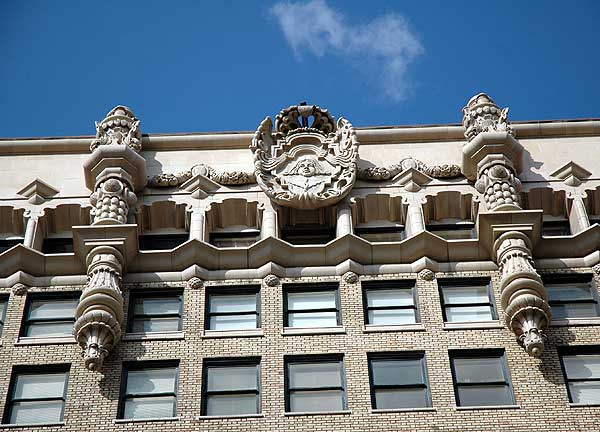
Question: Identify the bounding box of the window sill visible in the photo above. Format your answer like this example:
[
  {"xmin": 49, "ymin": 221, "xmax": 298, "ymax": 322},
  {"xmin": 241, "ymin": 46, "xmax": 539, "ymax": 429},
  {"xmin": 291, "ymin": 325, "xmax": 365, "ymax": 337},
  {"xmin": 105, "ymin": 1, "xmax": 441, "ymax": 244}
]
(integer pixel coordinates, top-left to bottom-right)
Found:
[
  {"xmin": 364, "ymin": 324, "xmax": 425, "ymax": 333},
  {"xmin": 202, "ymin": 329, "xmax": 263, "ymax": 339},
  {"xmin": 197, "ymin": 414, "xmax": 264, "ymax": 420},
  {"xmin": 282, "ymin": 326, "xmax": 346, "ymax": 336},
  {"xmin": 113, "ymin": 417, "xmax": 179, "ymax": 424},
  {"xmin": 15, "ymin": 336, "xmax": 76, "ymax": 345},
  {"xmin": 123, "ymin": 331, "xmax": 185, "ymax": 341},
  {"xmin": 443, "ymin": 321, "xmax": 503, "ymax": 330},
  {"xmin": 552, "ymin": 318, "xmax": 600, "ymax": 327},
  {"xmin": 371, "ymin": 407, "xmax": 436, "ymax": 413},
  {"xmin": 0, "ymin": 422, "xmax": 65, "ymax": 429},
  {"xmin": 569, "ymin": 402, "xmax": 600, "ymax": 408},
  {"xmin": 455, "ymin": 405, "xmax": 520, "ymax": 411},
  {"xmin": 284, "ymin": 410, "xmax": 351, "ymax": 417}
]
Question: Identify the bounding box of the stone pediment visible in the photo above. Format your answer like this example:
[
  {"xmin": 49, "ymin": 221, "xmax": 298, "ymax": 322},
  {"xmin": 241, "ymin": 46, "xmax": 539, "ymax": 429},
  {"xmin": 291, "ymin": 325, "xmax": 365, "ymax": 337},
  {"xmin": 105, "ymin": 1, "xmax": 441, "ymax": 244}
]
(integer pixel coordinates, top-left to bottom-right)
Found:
[
  {"xmin": 550, "ymin": 161, "xmax": 592, "ymax": 186},
  {"xmin": 17, "ymin": 178, "xmax": 59, "ymax": 204}
]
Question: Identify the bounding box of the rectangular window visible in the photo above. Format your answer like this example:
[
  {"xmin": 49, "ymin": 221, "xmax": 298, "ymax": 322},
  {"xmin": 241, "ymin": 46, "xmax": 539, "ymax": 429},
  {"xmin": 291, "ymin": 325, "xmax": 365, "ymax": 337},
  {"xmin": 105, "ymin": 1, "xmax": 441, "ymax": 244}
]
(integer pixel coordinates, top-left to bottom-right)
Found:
[
  {"xmin": 127, "ymin": 291, "xmax": 183, "ymax": 333},
  {"xmin": 138, "ymin": 234, "xmax": 188, "ymax": 251},
  {"xmin": 543, "ymin": 274, "xmax": 600, "ymax": 319},
  {"xmin": 206, "ymin": 286, "xmax": 260, "ymax": 331},
  {"xmin": 0, "ymin": 295, "xmax": 7, "ymax": 336},
  {"xmin": 22, "ymin": 293, "xmax": 78, "ymax": 338},
  {"xmin": 285, "ymin": 355, "xmax": 346, "ymax": 413},
  {"xmin": 439, "ymin": 278, "xmax": 497, "ymax": 323},
  {"xmin": 209, "ymin": 230, "xmax": 260, "ymax": 248},
  {"xmin": 368, "ymin": 352, "xmax": 431, "ymax": 409},
  {"xmin": 426, "ymin": 223, "xmax": 475, "ymax": 240},
  {"xmin": 201, "ymin": 358, "xmax": 260, "ymax": 416},
  {"xmin": 542, "ymin": 220, "xmax": 571, "ymax": 237},
  {"xmin": 363, "ymin": 280, "xmax": 418, "ymax": 325},
  {"xmin": 41, "ymin": 238, "xmax": 74, "ymax": 254},
  {"xmin": 450, "ymin": 350, "xmax": 515, "ymax": 407},
  {"xmin": 119, "ymin": 362, "xmax": 179, "ymax": 420},
  {"xmin": 284, "ymin": 283, "xmax": 341, "ymax": 328},
  {"xmin": 281, "ymin": 225, "xmax": 336, "ymax": 245},
  {"xmin": 3, "ymin": 365, "xmax": 70, "ymax": 425},
  {"xmin": 560, "ymin": 348, "xmax": 600, "ymax": 404},
  {"xmin": 355, "ymin": 226, "xmax": 404, "ymax": 243}
]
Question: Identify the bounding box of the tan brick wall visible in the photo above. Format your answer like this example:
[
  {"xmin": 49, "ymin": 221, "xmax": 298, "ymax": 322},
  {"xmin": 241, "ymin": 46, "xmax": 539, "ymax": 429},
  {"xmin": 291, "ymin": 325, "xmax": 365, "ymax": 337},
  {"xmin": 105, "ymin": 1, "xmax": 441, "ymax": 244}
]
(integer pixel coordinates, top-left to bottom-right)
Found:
[{"xmin": 1, "ymin": 269, "xmax": 600, "ymax": 432}]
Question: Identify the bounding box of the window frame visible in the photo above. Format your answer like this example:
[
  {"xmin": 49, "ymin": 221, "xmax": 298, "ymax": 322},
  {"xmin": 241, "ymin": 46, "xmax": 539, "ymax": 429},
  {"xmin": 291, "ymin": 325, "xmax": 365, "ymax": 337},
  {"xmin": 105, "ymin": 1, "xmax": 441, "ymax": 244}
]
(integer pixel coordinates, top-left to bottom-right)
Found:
[
  {"xmin": 542, "ymin": 274, "xmax": 600, "ymax": 320},
  {"xmin": 280, "ymin": 224, "xmax": 336, "ymax": 245},
  {"xmin": 0, "ymin": 294, "xmax": 8, "ymax": 336},
  {"xmin": 204, "ymin": 285, "xmax": 261, "ymax": 331},
  {"xmin": 438, "ymin": 278, "xmax": 498, "ymax": 323},
  {"xmin": 354, "ymin": 225, "xmax": 405, "ymax": 243},
  {"xmin": 558, "ymin": 346, "xmax": 600, "ymax": 405},
  {"xmin": 126, "ymin": 289, "xmax": 184, "ymax": 334},
  {"xmin": 209, "ymin": 230, "xmax": 261, "ymax": 248},
  {"xmin": 21, "ymin": 292, "xmax": 80, "ymax": 338},
  {"xmin": 283, "ymin": 283, "xmax": 342, "ymax": 328},
  {"xmin": 284, "ymin": 354, "xmax": 347, "ymax": 413},
  {"xmin": 449, "ymin": 349, "xmax": 515, "ymax": 407},
  {"xmin": 362, "ymin": 279, "xmax": 419, "ymax": 326},
  {"xmin": 367, "ymin": 351, "xmax": 431, "ymax": 409},
  {"xmin": 118, "ymin": 360, "xmax": 180, "ymax": 420},
  {"xmin": 2, "ymin": 364, "xmax": 70, "ymax": 425},
  {"xmin": 200, "ymin": 357, "xmax": 261, "ymax": 416},
  {"xmin": 138, "ymin": 234, "xmax": 189, "ymax": 251},
  {"xmin": 425, "ymin": 222, "xmax": 475, "ymax": 240}
]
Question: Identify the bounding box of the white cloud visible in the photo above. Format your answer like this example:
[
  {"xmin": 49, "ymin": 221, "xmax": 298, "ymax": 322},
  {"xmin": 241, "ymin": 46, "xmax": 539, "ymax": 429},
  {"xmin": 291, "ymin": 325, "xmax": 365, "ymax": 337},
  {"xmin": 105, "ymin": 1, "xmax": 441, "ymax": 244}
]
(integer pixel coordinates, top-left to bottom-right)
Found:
[{"xmin": 269, "ymin": 0, "xmax": 423, "ymax": 101}]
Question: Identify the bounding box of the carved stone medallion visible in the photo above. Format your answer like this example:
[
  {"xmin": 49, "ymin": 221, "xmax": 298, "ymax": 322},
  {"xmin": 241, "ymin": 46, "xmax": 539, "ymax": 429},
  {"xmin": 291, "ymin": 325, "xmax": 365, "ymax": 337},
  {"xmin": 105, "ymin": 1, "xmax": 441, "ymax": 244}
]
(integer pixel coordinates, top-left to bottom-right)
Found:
[{"xmin": 250, "ymin": 103, "xmax": 359, "ymax": 209}]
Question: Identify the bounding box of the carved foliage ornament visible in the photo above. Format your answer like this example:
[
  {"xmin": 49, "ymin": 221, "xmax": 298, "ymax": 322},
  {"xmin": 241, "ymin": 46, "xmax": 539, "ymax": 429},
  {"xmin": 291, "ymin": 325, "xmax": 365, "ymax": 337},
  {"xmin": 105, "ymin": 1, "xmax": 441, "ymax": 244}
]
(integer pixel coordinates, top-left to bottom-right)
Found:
[
  {"xmin": 358, "ymin": 157, "xmax": 461, "ymax": 181},
  {"xmin": 90, "ymin": 105, "xmax": 142, "ymax": 152},
  {"xmin": 462, "ymin": 93, "xmax": 513, "ymax": 142},
  {"xmin": 251, "ymin": 103, "xmax": 359, "ymax": 209},
  {"xmin": 148, "ymin": 164, "xmax": 255, "ymax": 188}
]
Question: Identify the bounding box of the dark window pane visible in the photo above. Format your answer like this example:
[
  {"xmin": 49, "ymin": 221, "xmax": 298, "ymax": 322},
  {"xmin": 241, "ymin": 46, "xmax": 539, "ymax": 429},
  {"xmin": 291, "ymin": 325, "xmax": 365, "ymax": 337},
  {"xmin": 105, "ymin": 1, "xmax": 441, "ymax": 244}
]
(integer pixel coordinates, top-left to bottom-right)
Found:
[
  {"xmin": 568, "ymin": 381, "xmax": 600, "ymax": 404},
  {"xmin": 290, "ymin": 390, "xmax": 344, "ymax": 412},
  {"xmin": 453, "ymin": 357, "xmax": 505, "ymax": 383},
  {"xmin": 457, "ymin": 385, "xmax": 513, "ymax": 406},
  {"xmin": 289, "ymin": 362, "xmax": 341, "ymax": 389},
  {"xmin": 42, "ymin": 238, "xmax": 74, "ymax": 254},
  {"xmin": 0, "ymin": 239, "xmax": 23, "ymax": 253},
  {"xmin": 375, "ymin": 388, "xmax": 428, "ymax": 409},
  {"xmin": 206, "ymin": 394, "xmax": 258, "ymax": 415},
  {"xmin": 207, "ymin": 366, "xmax": 257, "ymax": 392},
  {"xmin": 123, "ymin": 396, "xmax": 175, "ymax": 419},
  {"xmin": 372, "ymin": 359, "xmax": 424, "ymax": 386},
  {"xmin": 547, "ymin": 283, "xmax": 594, "ymax": 301},
  {"xmin": 139, "ymin": 234, "xmax": 188, "ymax": 251}
]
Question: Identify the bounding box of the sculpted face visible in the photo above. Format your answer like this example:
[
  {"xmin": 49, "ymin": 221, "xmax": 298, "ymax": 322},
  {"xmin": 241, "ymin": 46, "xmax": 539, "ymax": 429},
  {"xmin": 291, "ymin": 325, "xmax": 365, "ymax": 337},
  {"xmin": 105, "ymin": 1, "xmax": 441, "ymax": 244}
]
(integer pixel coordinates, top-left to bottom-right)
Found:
[{"xmin": 297, "ymin": 158, "xmax": 318, "ymax": 177}]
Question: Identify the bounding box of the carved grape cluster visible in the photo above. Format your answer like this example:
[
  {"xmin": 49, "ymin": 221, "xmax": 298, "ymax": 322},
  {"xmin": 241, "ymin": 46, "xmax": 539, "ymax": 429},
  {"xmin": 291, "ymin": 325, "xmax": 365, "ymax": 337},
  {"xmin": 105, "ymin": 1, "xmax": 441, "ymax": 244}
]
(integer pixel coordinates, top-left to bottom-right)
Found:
[{"xmin": 90, "ymin": 178, "xmax": 136, "ymax": 224}]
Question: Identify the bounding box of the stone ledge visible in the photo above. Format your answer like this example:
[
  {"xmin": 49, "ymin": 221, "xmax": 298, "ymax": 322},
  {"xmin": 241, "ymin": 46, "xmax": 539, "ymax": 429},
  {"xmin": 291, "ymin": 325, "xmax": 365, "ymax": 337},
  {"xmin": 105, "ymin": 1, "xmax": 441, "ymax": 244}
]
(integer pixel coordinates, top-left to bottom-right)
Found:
[
  {"xmin": 363, "ymin": 324, "xmax": 426, "ymax": 333},
  {"xmin": 122, "ymin": 331, "xmax": 185, "ymax": 341},
  {"xmin": 196, "ymin": 414, "xmax": 264, "ymax": 420},
  {"xmin": 202, "ymin": 329, "xmax": 263, "ymax": 339},
  {"xmin": 113, "ymin": 417, "xmax": 180, "ymax": 424},
  {"xmin": 443, "ymin": 321, "xmax": 504, "ymax": 331},
  {"xmin": 282, "ymin": 326, "xmax": 346, "ymax": 336},
  {"xmin": 0, "ymin": 422, "xmax": 65, "ymax": 429},
  {"xmin": 455, "ymin": 405, "xmax": 520, "ymax": 411},
  {"xmin": 569, "ymin": 403, "xmax": 600, "ymax": 408},
  {"xmin": 14, "ymin": 336, "xmax": 76, "ymax": 345},
  {"xmin": 284, "ymin": 410, "xmax": 351, "ymax": 417},
  {"xmin": 551, "ymin": 318, "xmax": 600, "ymax": 327},
  {"xmin": 371, "ymin": 407, "xmax": 436, "ymax": 413}
]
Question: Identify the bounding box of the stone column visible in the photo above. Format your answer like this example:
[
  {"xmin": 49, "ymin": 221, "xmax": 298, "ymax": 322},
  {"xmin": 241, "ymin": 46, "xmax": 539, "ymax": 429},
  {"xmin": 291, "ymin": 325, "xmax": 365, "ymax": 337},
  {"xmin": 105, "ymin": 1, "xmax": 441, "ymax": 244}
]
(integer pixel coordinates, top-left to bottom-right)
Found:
[
  {"xmin": 261, "ymin": 209, "xmax": 278, "ymax": 239},
  {"xmin": 569, "ymin": 194, "xmax": 590, "ymax": 234},
  {"xmin": 336, "ymin": 204, "xmax": 352, "ymax": 237},
  {"xmin": 494, "ymin": 232, "xmax": 551, "ymax": 357},
  {"xmin": 405, "ymin": 199, "xmax": 426, "ymax": 237},
  {"xmin": 188, "ymin": 207, "xmax": 206, "ymax": 241},
  {"xmin": 23, "ymin": 209, "xmax": 43, "ymax": 248}
]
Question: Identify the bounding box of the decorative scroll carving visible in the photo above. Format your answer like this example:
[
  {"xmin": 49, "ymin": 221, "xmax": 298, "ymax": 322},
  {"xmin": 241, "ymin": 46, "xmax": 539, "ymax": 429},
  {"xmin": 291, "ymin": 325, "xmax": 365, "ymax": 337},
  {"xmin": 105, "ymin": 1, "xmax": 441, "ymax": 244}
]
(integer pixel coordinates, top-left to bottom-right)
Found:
[
  {"xmin": 494, "ymin": 232, "xmax": 551, "ymax": 357},
  {"xmin": 148, "ymin": 164, "xmax": 255, "ymax": 188},
  {"xmin": 251, "ymin": 103, "xmax": 359, "ymax": 209},
  {"xmin": 462, "ymin": 93, "xmax": 513, "ymax": 142},
  {"xmin": 90, "ymin": 105, "xmax": 142, "ymax": 152},
  {"xmin": 342, "ymin": 271, "xmax": 359, "ymax": 284},
  {"xmin": 418, "ymin": 269, "xmax": 435, "ymax": 281},
  {"xmin": 263, "ymin": 274, "xmax": 280, "ymax": 286},
  {"xmin": 73, "ymin": 246, "xmax": 125, "ymax": 371},
  {"xmin": 358, "ymin": 157, "xmax": 461, "ymax": 181},
  {"xmin": 90, "ymin": 178, "xmax": 137, "ymax": 225},
  {"xmin": 475, "ymin": 159, "xmax": 522, "ymax": 211}
]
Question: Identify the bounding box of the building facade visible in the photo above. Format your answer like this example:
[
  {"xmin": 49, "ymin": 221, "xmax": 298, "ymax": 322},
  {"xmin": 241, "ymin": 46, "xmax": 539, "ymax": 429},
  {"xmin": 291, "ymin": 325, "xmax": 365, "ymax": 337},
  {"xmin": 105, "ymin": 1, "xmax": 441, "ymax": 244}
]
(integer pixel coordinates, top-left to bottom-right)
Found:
[{"xmin": 0, "ymin": 95, "xmax": 599, "ymax": 431}]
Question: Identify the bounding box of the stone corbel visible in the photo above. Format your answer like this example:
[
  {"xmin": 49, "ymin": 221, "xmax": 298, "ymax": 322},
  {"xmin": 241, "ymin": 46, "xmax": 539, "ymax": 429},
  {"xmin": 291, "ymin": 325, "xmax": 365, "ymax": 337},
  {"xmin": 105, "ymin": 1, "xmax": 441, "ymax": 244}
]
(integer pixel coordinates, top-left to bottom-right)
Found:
[{"xmin": 73, "ymin": 245, "xmax": 125, "ymax": 371}]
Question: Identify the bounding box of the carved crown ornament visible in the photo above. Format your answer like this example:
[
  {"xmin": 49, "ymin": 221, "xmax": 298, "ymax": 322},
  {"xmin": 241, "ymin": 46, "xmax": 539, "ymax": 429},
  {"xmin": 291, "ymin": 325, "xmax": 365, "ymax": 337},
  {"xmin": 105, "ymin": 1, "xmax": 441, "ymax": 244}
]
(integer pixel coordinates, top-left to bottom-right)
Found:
[
  {"xmin": 250, "ymin": 103, "xmax": 359, "ymax": 209},
  {"xmin": 90, "ymin": 105, "xmax": 142, "ymax": 152},
  {"xmin": 462, "ymin": 93, "xmax": 513, "ymax": 142}
]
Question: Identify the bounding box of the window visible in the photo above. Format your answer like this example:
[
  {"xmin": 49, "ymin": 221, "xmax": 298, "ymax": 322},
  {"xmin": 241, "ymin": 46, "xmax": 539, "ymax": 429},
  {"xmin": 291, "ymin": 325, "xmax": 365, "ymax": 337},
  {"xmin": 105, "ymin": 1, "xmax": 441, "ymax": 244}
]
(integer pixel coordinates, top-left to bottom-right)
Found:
[
  {"xmin": 0, "ymin": 295, "xmax": 7, "ymax": 336},
  {"xmin": 284, "ymin": 284, "xmax": 341, "ymax": 328},
  {"xmin": 450, "ymin": 350, "xmax": 515, "ymax": 407},
  {"xmin": 119, "ymin": 362, "xmax": 179, "ymax": 419},
  {"xmin": 206, "ymin": 286, "xmax": 260, "ymax": 331},
  {"xmin": 542, "ymin": 219, "xmax": 571, "ymax": 236},
  {"xmin": 426, "ymin": 222, "xmax": 474, "ymax": 240},
  {"xmin": 22, "ymin": 293, "xmax": 78, "ymax": 338},
  {"xmin": 560, "ymin": 348, "xmax": 600, "ymax": 404},
  {"xmin": 280, "ymin": 225, "xmax": 335, "ymax": 245},
  {"xmin": 127, "ymin": 291, "xmax": 183, "ymax": 333},
  {"xmin": 543, "ymin": 274, "xmax": 600, "ymax": 319},
  {"xmin": 439, "ymin": 278, "xmax": 497, "ymax": 322},
  {"xmin": 41, "ymin": 238, "xmax": 73, "ymax": 254},
  {"xmin": 209, "ymin": 230, "xmax": 260, "ymax": 248},
  {"xmin": 138, "ymin": 234, "xmax": 188, "ymax": 251},
  {"xmin": 368, "ymin": 353, "xmax": 431, "ymax": 409},
  {"xmin": 355, "ymin": 226, "xmax": 404, "ymax": 242},
  {"xmin": 3, "ymin": 366, "xmax": 70, "ymax": 425},
  {"xmin": 363, "ymin": 280, "xmax": 418, "ymax": 325},
  {"xmin": 285, "ymin": 355, "xmax": 346, "ymax": 413},
  {"xmin": 0, "ymin": 239, "xmax": 23, "ymax": 253},
  {"xmin": 201, "ymin": 358, "xmax": 260, "ymax": 416}
]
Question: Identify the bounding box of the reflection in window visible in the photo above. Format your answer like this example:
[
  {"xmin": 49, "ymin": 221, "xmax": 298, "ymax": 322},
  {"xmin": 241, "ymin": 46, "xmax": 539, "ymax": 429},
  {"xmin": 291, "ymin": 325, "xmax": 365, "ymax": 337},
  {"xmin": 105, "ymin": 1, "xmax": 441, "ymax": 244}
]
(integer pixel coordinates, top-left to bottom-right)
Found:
[
  {"xmin": 4, "ymin": 366, "xmax": 70, "ymax": 425},
  {"xmin": 363, "ymin": 280, "xmax": 418, "ymax": 325},
  {"xmin": 119, "ymin": 362, "xmax": 179, "ymax": 419},
  {"xmin": 542, "ymin": 219, "xmax": 571, "ymax": 237},
  {"xmin": 450, "ymin": 350, "xmax": 515, "ymax": 407},
  {"xmin": 127, "ymin": 291, "xmax": 183, "ymax": 333},
  {"xmin": 201, "ymin": 359, "xmax": 260, "ymax": 416},
  {"xmin": 285, "ymin": 355, "xmax": 346, "ymax": 413},
  {"xmin": 439, "ymin": 279, "xmax": 497, "ymax": 323},
  {"xmin": 543, "ymin": 274, "xmax": 600, "ymax": 319},
  {"xmin": 560, "ymin": 349, "xmax": 600, "ymax": 405},
  {"xmin": 284, "ymin": 284, "xmax": 341, "ymax": 328},
  {"xmin": 22, "ymin": 294, "xmax": 78, "ymax": 338},
  {"xmin": 368, "ymin": 353, "xmax": 431, "ymax": 409},
  {"xmin": 206, "ymin": 287, "xmax": 260, "ymax": 331}
]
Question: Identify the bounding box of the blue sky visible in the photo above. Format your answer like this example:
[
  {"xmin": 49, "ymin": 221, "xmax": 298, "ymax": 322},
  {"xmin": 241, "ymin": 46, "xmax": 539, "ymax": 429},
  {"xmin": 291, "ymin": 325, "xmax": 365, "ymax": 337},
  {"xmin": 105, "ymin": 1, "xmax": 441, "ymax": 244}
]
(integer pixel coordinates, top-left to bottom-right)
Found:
[{"xmin": 1, "ymin": 0, "xmax": 599, "ymax": 137}]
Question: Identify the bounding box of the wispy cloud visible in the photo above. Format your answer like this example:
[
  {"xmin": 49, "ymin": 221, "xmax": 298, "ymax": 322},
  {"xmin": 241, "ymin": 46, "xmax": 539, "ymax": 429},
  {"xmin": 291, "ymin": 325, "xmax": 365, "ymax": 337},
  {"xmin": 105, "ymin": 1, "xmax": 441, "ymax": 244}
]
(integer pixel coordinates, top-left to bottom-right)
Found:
[{"xmin": 269, "ymin": 0, "xmax": 423, "ymax": 101}]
